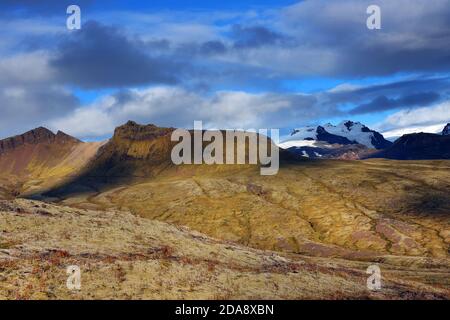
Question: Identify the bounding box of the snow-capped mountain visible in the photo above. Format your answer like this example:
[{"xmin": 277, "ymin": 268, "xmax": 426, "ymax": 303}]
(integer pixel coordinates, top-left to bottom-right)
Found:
[
  {"xmin": 280, "ymin": 121, "xmax": 392, "ymax": 150},
  {"xmin": 442, "ymin": 123, "xmax": 450, "ymax": 136}
]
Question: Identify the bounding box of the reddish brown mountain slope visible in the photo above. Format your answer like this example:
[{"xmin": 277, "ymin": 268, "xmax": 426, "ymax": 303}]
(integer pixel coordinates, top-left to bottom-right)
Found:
[{"xmin": 0, "ymin": 128, "xmax": 103, "ymax": 198}]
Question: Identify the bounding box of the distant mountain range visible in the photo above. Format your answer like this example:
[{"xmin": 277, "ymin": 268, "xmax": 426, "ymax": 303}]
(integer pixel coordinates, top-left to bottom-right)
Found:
[
  {"xmin": 370, "ymin": 132, "xmax": 450, "ymax": 160},
  {"xmin": 280, "ymin": 121, "xmax": 393, "ymax": 150},
  {"xmin": 280, "ymin": 121, "xmax": 450, "ymax": 160},
  {"xmin": 0, "ymin": 120, "xmax": 448, "ymax": 196}
]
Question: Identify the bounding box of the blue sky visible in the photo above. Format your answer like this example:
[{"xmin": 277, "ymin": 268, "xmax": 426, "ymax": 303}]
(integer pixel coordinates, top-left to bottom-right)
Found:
[{"xmin": 0, "ymin": 0, "xmax": 449, "ymax": 141}]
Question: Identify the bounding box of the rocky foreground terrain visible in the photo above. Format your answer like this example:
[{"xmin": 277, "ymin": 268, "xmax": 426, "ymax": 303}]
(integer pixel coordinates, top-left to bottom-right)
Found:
[{"xmin": 0, "ymin": 199, "xmax": 448, "ymax": 300}]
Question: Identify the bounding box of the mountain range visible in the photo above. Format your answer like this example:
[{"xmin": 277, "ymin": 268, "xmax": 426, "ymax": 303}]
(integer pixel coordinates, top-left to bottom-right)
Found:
[
  {"xmin": 279, "ymin": 121, "xmax": 450, "ymax": 160},
  {"xmin": 0, "ymin": 120, "xmax": 449, "ymax": 299}
]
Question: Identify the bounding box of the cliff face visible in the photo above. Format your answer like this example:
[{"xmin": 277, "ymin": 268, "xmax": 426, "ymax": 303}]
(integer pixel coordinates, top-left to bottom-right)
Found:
[{"xmin": 108, "ymin": 121, "xmax": 175, "ymax": 161}]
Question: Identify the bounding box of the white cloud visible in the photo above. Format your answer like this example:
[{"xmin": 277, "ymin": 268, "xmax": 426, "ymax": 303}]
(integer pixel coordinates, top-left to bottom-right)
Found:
[
  {"xmin": 0, "ymin": 51, "xmax": 79, "ymax": 138},
  {"xmin": 377, "ymin": 100, "xmax": 450, "ymax": 138},
  {"xmin": 382, "ymin": 123, "xmax": 447, "ymax": 139},
  {"xmin": 49, "ymin": 86, "xmax": 324, "ymax": 139},
  {"xmin": 0, "ymin": 51, "xmax": 55, "ymax": 85},
  {"xmin": 381, "ymin": 101, "xmax": 450, "ymax": 128}
]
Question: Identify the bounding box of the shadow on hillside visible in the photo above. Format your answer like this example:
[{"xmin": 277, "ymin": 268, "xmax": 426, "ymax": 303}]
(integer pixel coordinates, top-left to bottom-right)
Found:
[
  {"xmin": 389, "ymin": 188, "xmax": 450, "ymax": 218},
  {"xmin": 26, "ymin": 149, "xmax": 329, "ymax": 201}
]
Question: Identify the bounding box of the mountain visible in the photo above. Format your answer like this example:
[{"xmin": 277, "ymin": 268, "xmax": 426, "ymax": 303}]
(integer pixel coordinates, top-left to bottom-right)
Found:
[
  {"xmin": 279, "ymin": 120, "xmax": 392, "ymax": 159},
  {"xmin": 39, "ymin": 121, "xmax": 290, "ymax": 199},
  {"xmin": 370, "ymin": 132, "xmax": 450, "ymax": 160},
  {"xmin": 285, "ymin": 143, "xmax": 377, "ymax": 160},
  {"xmin": 1, "ymin": 122, "xmax": 450, "ymax": 299},
  {"xmin": 442, "ymin": 123, "xmax": 450, "ymax": 136},
  {"xmin": 0, "ymin": 127, "xmax": 102, "ymax": 198},
  {"xmin": 0, "ymin": 127, "xmax": 80, "ymax": 155},
  {"xmin": 281, "ymin": 121, "xmax": 393, "ymax": 150}
]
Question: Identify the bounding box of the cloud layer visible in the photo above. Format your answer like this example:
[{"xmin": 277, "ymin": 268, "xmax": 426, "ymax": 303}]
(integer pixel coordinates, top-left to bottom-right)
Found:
[{"xmin": 0, "ymin": 0, "xmax": 449, "ymax": 139}]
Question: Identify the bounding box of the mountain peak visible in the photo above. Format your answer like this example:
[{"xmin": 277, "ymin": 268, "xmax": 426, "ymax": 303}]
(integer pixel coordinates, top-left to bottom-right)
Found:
[
  {"xmin": 371, "ymin": 132, "xmax": 450, "ymax": 160},
  {"xmin": 442, "ymin": 123, "xmax": 450, "ymax": 136},
  {"xmin": 282, "ymin": 121, "xmax": 392, "ymax": 150},
  {"xmin": 113, "ymin": 121, "xmax": 174, "ymax": 142},
  {"xmin": 0, "ymin": 127, "xmax": 80, "ymax": 154},
  {"xmin": 56, "ymin": 130, "xmax": 82, "ymax": 144}
]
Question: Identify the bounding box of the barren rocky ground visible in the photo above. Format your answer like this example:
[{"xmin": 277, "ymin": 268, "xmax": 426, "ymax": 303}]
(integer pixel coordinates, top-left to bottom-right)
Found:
[
  {"xmin": 57, "ymin": 160, "xmax": 450, "ymax": 261},
  {"xmin": 0, "ymin": 199, "xmax": 448, "ymax": 300}
]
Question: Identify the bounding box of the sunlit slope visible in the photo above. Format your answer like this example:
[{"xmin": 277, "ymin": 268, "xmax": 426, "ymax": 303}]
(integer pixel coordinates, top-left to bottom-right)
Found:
[
  {"xmin": 7, "ymin": 123, "xmax": 447, "ymax": 266},
  {"xmin": 39, "ymin": 121, "xmax": 285, "ymax": 196},
  {"xmin": 54, "ymin": 158, "xmax": 450, "ymax": 263},
  {"xmin": 0, "ymin": 128, "xmax": 103, "ymax": 198},
  {"xmin": 1, "ymin": 199, "xmax": 448, "ymax": 299}
]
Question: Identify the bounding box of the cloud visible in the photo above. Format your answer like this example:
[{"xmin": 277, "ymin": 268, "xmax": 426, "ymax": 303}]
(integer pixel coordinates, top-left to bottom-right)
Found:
[
  {"xmin": 3, "ymin": 0, "xmax": 450, "ymax": 81},
  {"xmin": 381, "ymin": 101, "xmax": 450, "ymax": 128},
  {"xmin": 49, "ymin": 86, "xmax": 324, "ymax": 139},
  {"xmin": 382, "ymin": 123, "xmax": 447, "ymax": 139},
  {"xmin": 0, "ymin": 51, "xmax": 56, "ymax": 85},
  {"xmin": 0, "ymin": 1, "xmax": 449, "ymax": 140},
  {"xmin": 50, "ymin": 21, "xmax": 181, "ymax": 89},
  {"xmin": 0, "ymin": 85, "xmax": 79, "ymax": 138},
  {"xmin": 0, "ymin": 51, "xmax": 80, "ymax": 138},
  {"xmin": 0, "ymin": 0, "xmax": 94, "ymax": 16},
  {"xmin": 375, "ymin": 100, "xmax": 450, "ymax": 137},
  {"xmin": 321, "ymin": 77, "xmax": 450, "ymax": 115},
  {"xmin": 274, "ymin": 0, "xmax": 450, "ymax": 77},
  {"xmin": 349, "ymin": 92, "xmax": 441, "ymax": 114},
  {"xmin": 231, "ymin": 24, "xmax": 287, "ymax": 48}
]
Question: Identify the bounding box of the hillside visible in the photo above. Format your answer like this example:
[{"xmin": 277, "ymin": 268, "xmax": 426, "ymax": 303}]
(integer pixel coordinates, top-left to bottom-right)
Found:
[
  {"xmin": 0, "ymin": 199, "xmax": 448, "ymax": 299},
  {"xmin": 0, "ymin": 122, "xmax": 449, "ymax": 299},
  {"xmin": 0, "ymin": 128, "xmax": 103, "ymax": 198},
  {"xmin": 37, "ymin": 121, "xmax": 288, "ymax": 198},
  {"xmin": 46, "ymin": 159, "xmax": 449, "ymax": 261},
  {"xmin": 371, "ymin": 133, "xmax": 450, "ymax": 160}
]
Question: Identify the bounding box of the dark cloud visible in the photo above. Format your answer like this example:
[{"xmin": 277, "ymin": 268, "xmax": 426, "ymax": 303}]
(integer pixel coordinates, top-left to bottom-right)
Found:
[
  {"xmin": 50, "ymin": 21, "xmax": 180, "ymax": 89},
  {"xmin": 280, "ymin": 0, "xmax": 450, "ymax": 77},
  {"xmin": 231, "ymin": 24, "xmax": 287, "ymax": 48},
  {"xmin": 328, "ymin": 77, "xmax": 450, "ymax": 107},
  {"xmin": 200, "ymin": 41, "xmax": 227, "ymax": 55},
  {"xmin": 349, "ymin": 92, "xmax": 441, "ymax": 114}
]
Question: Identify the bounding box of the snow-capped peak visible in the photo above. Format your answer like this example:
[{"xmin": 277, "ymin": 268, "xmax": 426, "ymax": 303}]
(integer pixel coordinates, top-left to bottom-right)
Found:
[
  {"xmin": 280, "ymin": 121, "xmax": 392, "ymax": 150},
  {"xmin": 442, "ymin": 123, "xmax": 450, "ymax": 136}
]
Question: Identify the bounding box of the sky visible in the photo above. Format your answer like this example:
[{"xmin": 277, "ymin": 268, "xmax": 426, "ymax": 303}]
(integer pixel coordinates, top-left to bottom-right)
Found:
[{"xmin": 0, "ymin": 0, "xmax": 449, "ymax": 141}]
